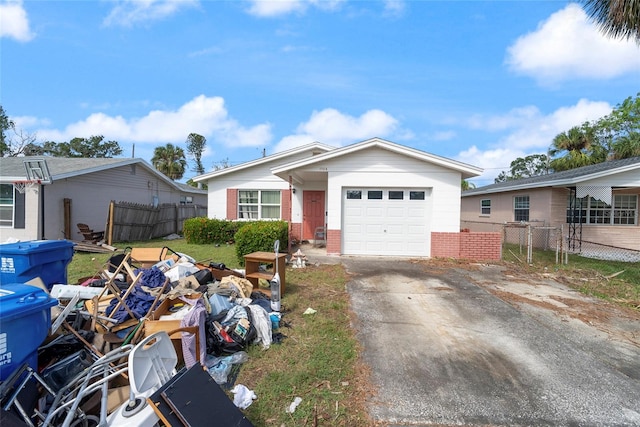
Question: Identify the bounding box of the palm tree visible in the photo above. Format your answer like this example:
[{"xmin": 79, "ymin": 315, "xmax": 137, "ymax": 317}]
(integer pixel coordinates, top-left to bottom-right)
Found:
[
  {"xmin": 461, "ymin": 180, "xmax": 476, "ymax": 190},
  {"xmin": 549, "ymin": 124, "xmax": 604, "ymax": 171},
  {"xmin": 580, "ymin": 0, "xmax": 640, "ymax": 43},
  {"xmin": 152, "ymin": 143, "xmax": 187, "ymax": 180}
]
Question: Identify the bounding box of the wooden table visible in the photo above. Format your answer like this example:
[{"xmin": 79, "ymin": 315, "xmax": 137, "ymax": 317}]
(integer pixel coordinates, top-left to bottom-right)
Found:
[{"xmin": 243, "ymin": 251, "xmax": 287, "ymax": 296}]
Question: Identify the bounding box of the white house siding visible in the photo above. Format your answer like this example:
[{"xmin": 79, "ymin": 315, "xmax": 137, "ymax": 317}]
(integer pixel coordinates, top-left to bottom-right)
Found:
[
  {"xmin": 306, "ymin": 147, "xmax": 459, "ymax": 255},
  {"xmin": 206, "ymin": 149, "xmax": 324, "ymax": 220},
  {"xmin": 0, "ymin": 186, "xmax": 41, "ymax": 241}
]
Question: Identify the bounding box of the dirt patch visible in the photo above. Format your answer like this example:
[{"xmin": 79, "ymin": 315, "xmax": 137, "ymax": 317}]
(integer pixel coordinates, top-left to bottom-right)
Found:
[{"xmin": 419, "ymin": 258, "xmax": 640, "ymax": 350}]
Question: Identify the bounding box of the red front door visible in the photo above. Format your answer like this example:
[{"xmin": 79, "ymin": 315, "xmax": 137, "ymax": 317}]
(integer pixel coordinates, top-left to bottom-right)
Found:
[{"xmin": 302, "ymin": 191, "xmax": 325, "ymax": 241}]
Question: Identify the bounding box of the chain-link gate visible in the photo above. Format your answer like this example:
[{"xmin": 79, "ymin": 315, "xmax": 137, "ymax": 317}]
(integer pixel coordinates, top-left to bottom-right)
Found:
[{"xmin": 502, "ymin": 223, "xmax": 565, "ymax": 264}]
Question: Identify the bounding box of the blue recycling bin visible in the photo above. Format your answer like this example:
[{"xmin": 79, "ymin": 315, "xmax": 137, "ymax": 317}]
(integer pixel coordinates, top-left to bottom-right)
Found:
[
  {"xmin": 0, "ymin": 240, "xmax": 75, "ymax": 289},
  {"xmin": 0, "ymin": 283, "xmax": 58, "ymax": 380}
]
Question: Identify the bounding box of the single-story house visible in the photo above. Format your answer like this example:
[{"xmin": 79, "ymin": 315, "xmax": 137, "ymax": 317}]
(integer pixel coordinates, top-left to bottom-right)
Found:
[
  {"xmin": 194, "ymin": 137, "xmax": 485, "ymax": 257},
  {"xmin": 461, "ymin": 156, "xmax": 640, "ymax": 251},
  {"xmin": 0, "ymin": 157, "xmax": 207, "ymax": 242}
]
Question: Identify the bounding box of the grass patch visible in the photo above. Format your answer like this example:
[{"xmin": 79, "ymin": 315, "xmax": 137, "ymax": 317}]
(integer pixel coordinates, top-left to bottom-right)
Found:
[
  {"xmin": 67, "ymin": 239, "xmax": 237, "ymax": 284},
  {"xmin": 67, "ymin": 239, "xmax": 372, "ymax": 426},
  {"xmin": 502, "ymin": 243, "xmax": 640, "ymax": 309}
]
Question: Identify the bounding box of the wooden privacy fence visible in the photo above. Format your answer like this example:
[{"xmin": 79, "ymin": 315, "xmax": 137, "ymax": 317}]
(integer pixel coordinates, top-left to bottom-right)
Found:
[{"xmin": 105, "ymin": 201, "xmax": 207, "ymax": 243}]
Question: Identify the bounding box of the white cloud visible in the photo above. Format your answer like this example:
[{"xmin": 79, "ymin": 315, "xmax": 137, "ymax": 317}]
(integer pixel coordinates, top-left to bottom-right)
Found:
[
  {"xmin": 465, "ymin": 98, "xmax": 612, "ymax": 152},
  {"xmin": 456, "ymin": 98, "xmax": 613, "ymax": 184},
  {"xmin": 34, "ymin": 95, "xmax": 272, "ymax": 148},
  {"xmin": 274, "ymin": 108, "xmax": 399, "ymax": 152},
  {"xmin": 246, "ymin": 0, "xmax": 345, "ymax": 17},
  {"xmin": 506, "ymin": 3, "xmax": 640, "ymax": 84},
  {"xmin": 383, "ymin": 0, "xmax": 405, "ymax": 17},
  {"xmin": 0, "ymin": 0, "xmax": 34, "ymax": 42},
  {"xmin": 432, "ymin": 130, "xmax": 456, "ymax": 141},
  {"xmin": 103, "ymin": 0, "xmax": 199, "ymax": 27}
]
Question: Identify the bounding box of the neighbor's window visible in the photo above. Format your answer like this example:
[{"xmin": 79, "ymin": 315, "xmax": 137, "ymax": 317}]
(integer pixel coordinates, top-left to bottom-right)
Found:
[
  {"xmin": 410, "ymin": 191, "xmax": 425, "ymax": 200},
  {"xmin": 514, "ymin": 196, "xmax": 529, "ymax": 222},
  {"xmin": 567, "ymin": 195, "xmax": 637, "ymax": 225},
  {"xmin": 389, "ymin": 191, "xmax": 404, "ymax": 200},
  {"xmin": 368, "ymin": 190, "xmax": 383, "ymax": 200},
  {"xmin": 613, "ymin": 195, "xmax": 637, "ymax": 225},
  {"xmin": 566, "ymin": 195, "xmax": 587, "ymax": 224},
  {"xmin": 346, "ymin": 190, "xmax": 362, "ymax": 199},
  {"xmin": 481, "ymin": 199, "xmax": 491, "ymax": 215},
  {"xmin": 238, "ymin": 190, "xmax": 281, "ymax": 219},
  {"xmin": 179, "ymin": 196, "xmax": 193, "ymax": 205},
  {"xmin": 0, "ymin": 184, "xmax": 14, "ymax": 227},
  {"xmin": 589, "ymin": 198, "xmax": 610, "ymax": 224}
]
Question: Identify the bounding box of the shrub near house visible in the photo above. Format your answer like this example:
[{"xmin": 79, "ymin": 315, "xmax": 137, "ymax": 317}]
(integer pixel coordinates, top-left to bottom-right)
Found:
[{"xmin": 183, "ymin": 218, "xmax": 288, "ymax": 265}]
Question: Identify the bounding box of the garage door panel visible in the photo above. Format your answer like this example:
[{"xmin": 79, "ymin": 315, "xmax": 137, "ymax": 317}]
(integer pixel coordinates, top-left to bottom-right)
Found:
[
  {"xmin": 386, "ymin": 207, "xmax": 406, "ymax": 218},
  {"xmin": 343, "ymin": 188, "xmax": 430, "ymax": 256},
  {"xmin": 386, "ymin": 224, "xmax": 404, "ymax": 235},
  {"xmin": 366, "ymin": 224, "xmax": 384, "ymax": 233},
  {"xmin": 345, "ymin": 206, "xmax": 363, "ymax": 217},
  {"xmin": 407, "ymin": 207, "xmax": 426, "ymax": 217}
]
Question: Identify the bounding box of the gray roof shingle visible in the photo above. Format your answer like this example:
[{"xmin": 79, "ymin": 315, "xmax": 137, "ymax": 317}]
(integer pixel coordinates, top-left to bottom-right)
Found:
[{"xmin": 463, "ymin": 156, "xmax": 640, "ymax": 196}]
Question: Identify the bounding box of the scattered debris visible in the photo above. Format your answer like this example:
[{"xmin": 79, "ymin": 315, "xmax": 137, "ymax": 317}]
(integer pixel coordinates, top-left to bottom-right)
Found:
[{"xmin": 0, "ymin": 243, "xmax": 287, "ymax": 425}]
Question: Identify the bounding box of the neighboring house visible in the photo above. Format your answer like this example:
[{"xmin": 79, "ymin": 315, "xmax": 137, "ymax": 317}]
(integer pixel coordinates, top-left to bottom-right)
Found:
[
  {"xmin": 195, "ymin": 137, "xmax": 483, "ymax": 257},
  {"xmin": 461, "ymin": 156, "xmax": 640, "ymax": 251},
  {"xmin": 0, "ymin": 157, "xmax": 207, "ymax": 242}
]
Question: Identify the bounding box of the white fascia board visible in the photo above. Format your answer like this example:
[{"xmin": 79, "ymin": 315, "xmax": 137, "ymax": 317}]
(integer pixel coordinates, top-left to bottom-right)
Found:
[
  {"xmin": 272, "ymin": 137, "xmax": 483, "ymax": 176},
  {"xmin": 193, "ymin": 142, "xmax": 335, "ymax": 182}
]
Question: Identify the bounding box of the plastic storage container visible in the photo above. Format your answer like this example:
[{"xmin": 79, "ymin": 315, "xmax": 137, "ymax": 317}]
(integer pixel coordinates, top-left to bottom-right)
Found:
[
  {"xmin": 0, "ymin": 283, "xmax": 58, "ymax": 381},
  {"xmin": 0, "ymin": 240, "xmax": 75, "ymax": 289}
]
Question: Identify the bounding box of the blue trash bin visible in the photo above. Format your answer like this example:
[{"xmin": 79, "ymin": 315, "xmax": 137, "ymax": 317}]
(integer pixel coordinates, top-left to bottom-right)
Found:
[
  {"xmin": 0, "ymin": 240, "xmax": 75, "ymax": 289},
  {"xmin": 0, "ymin": 283, "xmax": 58, "ymax": 380}
]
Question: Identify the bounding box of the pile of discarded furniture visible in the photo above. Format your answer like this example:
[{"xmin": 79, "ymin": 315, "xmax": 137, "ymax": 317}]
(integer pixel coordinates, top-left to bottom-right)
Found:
[{"xmin": 0, "ymin": 244, "xmax": 286, "ymax": 426}]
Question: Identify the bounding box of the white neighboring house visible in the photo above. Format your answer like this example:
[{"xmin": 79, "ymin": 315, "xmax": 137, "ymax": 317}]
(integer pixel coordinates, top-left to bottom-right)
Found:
[
  {"xmin": 194, "ymin": 137, "xmax": 482, "ymax": 257},
  {"xmin": 0, "ymin": 157, "xmax": 207, "ymax": 242}
]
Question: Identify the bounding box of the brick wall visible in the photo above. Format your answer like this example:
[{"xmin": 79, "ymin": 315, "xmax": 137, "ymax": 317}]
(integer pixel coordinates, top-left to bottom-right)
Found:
[
  {"xmin": 431, "ymin": 232, "xmax": 461, "ymax": 258},
  {"xmin": 460, "ymin": 232, "xmax": 502, "ymax": 260},
  {"xmin": 281, "ymin": 189, "xmax": 292, "ymax": 222},
  {"xmin": 290, "ymin": 222, "xmax": 302, "ymax": 243},
  {"xmin": 326, "ymin": 229, "xmax": 341, "ymax": 255},
  {"xmin": 431, "ymin": 231, "xmax": 501, "ymax": 261},
  {"xmin": 226, "ymin": 189, "xmax": 237, "ymax": 220}
]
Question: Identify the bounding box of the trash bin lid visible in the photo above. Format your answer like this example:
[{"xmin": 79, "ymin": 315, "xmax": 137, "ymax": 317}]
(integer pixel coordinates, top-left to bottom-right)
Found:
[{"xmin": 0, "ymin": 283, "xmax": 58, "ymax": 322}]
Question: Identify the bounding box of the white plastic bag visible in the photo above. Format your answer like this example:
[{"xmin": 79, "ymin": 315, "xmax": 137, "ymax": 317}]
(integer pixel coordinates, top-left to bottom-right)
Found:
[{"xmin": 231, "ymin": 384, "xmax": 257, "ymax": 409}]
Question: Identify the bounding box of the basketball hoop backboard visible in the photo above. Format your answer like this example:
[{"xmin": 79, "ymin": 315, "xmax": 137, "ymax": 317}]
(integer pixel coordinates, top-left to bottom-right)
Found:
[{"xmin": 23, "ymin": 158, "xmax": 52, "ymax": 184}]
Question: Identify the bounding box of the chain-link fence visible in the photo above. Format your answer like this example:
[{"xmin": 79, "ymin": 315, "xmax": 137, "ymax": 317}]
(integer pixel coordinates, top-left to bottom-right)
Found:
[
  {"xmin": 501, "ymin": 223, "xmax": 564, "ymax": 264},
  {"xmin": 462, "ymin": 220, "xmax": 640, "ymax": 265},
  {"xmin": 574, "ymin": 240, "xmax": 640, "ymax": 263}
]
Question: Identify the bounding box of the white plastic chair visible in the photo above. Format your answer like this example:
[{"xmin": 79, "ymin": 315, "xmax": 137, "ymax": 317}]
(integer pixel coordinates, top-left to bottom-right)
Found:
[{"xmin": 107, "ymin": 331, "xmax": 178, "ymax": 426}]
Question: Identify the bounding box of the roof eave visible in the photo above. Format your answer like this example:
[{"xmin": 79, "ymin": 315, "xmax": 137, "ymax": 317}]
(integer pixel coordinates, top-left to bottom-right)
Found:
[{"xmin": 193, "ymin": 142, "xmax": 335, "ymax": 182}]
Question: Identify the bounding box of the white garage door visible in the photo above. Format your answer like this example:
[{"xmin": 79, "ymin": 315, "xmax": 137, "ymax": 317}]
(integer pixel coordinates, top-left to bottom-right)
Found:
[{"xmin": 343, "ymin": 188, "xmax": 430, "ymax": 256}]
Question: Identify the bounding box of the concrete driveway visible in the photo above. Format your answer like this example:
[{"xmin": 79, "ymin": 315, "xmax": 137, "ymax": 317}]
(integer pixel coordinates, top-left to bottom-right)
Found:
[{"xmin": 343, "ymin": 258, "xmax": 640, "ymax": 426}]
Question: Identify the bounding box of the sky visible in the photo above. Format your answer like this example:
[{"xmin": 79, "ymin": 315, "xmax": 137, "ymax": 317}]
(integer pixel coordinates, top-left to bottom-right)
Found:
[{"xmin": 1, "ymin": 0, "xmax": 639, "ymax": 186}]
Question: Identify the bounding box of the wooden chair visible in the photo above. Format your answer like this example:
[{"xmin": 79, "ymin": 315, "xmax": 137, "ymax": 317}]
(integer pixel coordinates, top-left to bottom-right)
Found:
[{"xmin": 77, "ymin": 223, "xmax": 105, "ymax": 243}]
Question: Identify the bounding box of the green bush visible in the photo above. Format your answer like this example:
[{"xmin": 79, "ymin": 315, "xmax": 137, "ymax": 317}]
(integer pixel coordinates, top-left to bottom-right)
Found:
[
  {"xmin": 183, "ymin": 217, "xmax": 243, "ymax": 244},
  {"xmin": 234, "ymin": 221, "xmax": 289, "ymax": 265}
]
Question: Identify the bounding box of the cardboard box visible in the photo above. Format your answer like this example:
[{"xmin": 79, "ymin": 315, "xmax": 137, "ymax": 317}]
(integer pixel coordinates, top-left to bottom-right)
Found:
[{"xmin": 144, "ymin": 293, "xmax": 202, "ymax": 340}]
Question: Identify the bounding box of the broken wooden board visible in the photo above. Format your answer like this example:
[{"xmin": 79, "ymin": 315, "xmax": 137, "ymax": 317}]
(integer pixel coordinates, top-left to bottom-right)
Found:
[{"xmin": 72, "ymin": 241, "xmax": 117, "ymax": 254}]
